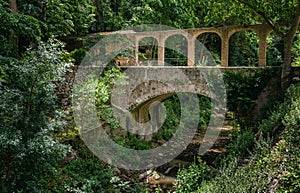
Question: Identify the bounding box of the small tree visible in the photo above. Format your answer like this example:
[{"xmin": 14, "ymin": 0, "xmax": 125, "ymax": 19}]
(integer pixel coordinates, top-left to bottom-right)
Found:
[{"xmin": 0, "ymin": 40, "xmax": 72, "ymax": 192}]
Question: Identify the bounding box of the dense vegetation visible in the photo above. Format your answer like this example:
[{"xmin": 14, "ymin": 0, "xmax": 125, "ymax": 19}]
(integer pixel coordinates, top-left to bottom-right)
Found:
[
  {"xmin": 0, "ymin": 0, "xmax": 299, "ymax": 192},
  {"xmin": 176, "ymin": 82, "xmax": 300, "ymax": 193}
]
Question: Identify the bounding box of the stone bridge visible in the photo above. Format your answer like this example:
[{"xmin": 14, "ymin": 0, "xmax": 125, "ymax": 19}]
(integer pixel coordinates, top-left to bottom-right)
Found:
[
  {"xmin": 94, "ymin": 24, "xmax": 273, "ymax": 67},
  {"xmin": 108, "ymin": 66, "xmax": 280, "ymax": 127},
  {"xmin": 72, "ymin": 24, "xmax": 293, "ymax": 136},
  {"xmin": 69, "ymin": 24, "xmax": 300, "ymax": 149},
  {"xmin": 111, "ymin": 67, "xmax": 213, "ymax": 122},
  {"xmin": 74, "ymin": 24, "xmax": 284, "ymax": 128}
]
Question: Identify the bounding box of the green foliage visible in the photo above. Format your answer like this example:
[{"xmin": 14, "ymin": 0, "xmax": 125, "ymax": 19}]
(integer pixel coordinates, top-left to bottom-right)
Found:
[
  {"xmin": 258, "ymin": 102, "xmax": 286, "ymax": 136},
  {"xmin": 224, "ymin": 68, "xmax": 279, "ymax": 126},
  {"xmin": 228, "ymin": 130, "xmax": 255, "ymax": 157},
  {"xmin": 90, "ymin": 0, "xmax": 299, "ymax": 38},
  {"xmin": 50, "ymin": 158, "xmax": 115, "ymax": 193},
  {"xmin": 70, "ymin": 48, "xmax": 87, "ymax": 65},
  {"xmin": 231, "ymin": 0, "xmax": 298, "ymax": 27},
  {"xmin": 177, "ymin": 83, "xmax": 300, "ymax": 193},
  {"xmin": 196, "ymin": 33, "xmax": 222, "ymax": 66},
  {"xmin": 275, "ymin": 83, "xmax": 300, "ymax": 192},
  {"xmin": 282, "ymin": 85, "xmax": 300, "ymax": 143},
  {"xmin": 196, "ymin": 157, "xmax": 270, "ymax": 193},
  {"xmin": 175, "ymin": 158, "xmax": 212, "ymax": 193},
  {"xmin": 152, "ymin": 94, "xmax": 211, "ymax": 143},
  {"xmin": 267, "ymin": 33, "xmax": 283, "ymax": 66},
  {"xmin": 95, "ymin": 67, "xmax": 153, "ymax": 150},
  {"xmin": 113, "ymin": 135, "xmax": 152, "ymax": 150},
  {"xmin": 95, "ymin": 67, "xmax": 125, "ymax": 131},
  {"xmin": 292, "ymin": 32, "xmax": 300, "ymax": 67},
  {"xmin": 0, "ymin": 40, "xmax": 73, "ymax": 192},
  {"xmin": 43, "ymin": 0, "xmax": 95, "ymax": 36},
  {"xmin": 43, "ymin": 0, "xmax": 75, "ymax": 36},
  {"xmin": 93, "ymin": 0, "xmax": 245, "ymax": 32},
  {"xmin": 8, "ymin": 0, "xmax": 95, "ymax": 38},
  {"xmin": 200, "ymin": 0, "xmax": 257, "ymax": 27},
  {"xmin": 0, "ymin": 0, "xmax": 42, "ymax": 57},
  {"xmin": 229, "ymin": 31, "xmax": 258, "ymax": 66},
  {"xmin": 152, "ymin": 95, "xmax": 181, "ymax": 141},
  {"xmin": 198, "ymin": 95, "xmax": 212, "ymax": 130}
]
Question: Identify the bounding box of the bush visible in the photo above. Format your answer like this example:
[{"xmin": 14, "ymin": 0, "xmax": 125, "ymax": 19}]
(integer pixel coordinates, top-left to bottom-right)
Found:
[
  {"xmin": 196, "ymin": 158, "xmax": 270, "ymax": 193},
  {"xmin": 275, "ymin": 83, "xmax": 300, "ymax": 192},
  {"xmin": 70, "ymin": 48, "xmax": 87, "ymax": 65},
  {"xmin": 227, "ymin": 130, "xmax": 255, "ymax": 157},
  {"xmin": 0, "ymin": 40, "xmax": 72, "ymax": 192},
  {"xmin": 50, "ymin": 158, "xmax": 115, "ymax": 193},
  {"xmin": 185, "ymin": 83, "xmax": 300, "ymax": 193},
  {"xmin": 175, "ymin": 158, "xmax": 212, "ymax": 193}
]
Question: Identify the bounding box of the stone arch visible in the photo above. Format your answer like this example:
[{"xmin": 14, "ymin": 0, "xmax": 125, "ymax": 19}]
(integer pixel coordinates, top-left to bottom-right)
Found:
[
  {"xmin": 138, "ymin": 37, "xmax": 159, "ymax": 65},
  {"xmin": 164, "ymin": 34, "xmax": 188, "ymax": 66},
  {"xmin": 196, "ymin": 32, "xmax": 222, "ymax": 66},
  {"xmin": 131, "ymin": 92, "xmax": 175, "ymax": 123},
  {"xmin": 128, "ymin": 78, "xmax": 211, "ymax": 112},
  {"xmin": 229, "ymin": 30, "xmax": 259, "ymax": 66},
  {"xmin": 130, "ymin": 90, "xmax": 211, "ymax": 124}
]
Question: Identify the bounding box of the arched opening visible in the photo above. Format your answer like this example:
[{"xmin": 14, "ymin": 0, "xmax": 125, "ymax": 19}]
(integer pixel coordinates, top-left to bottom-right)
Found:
[
  {"xmin": 266, "ymin": 32, "xmax": 283, "ymax": 66},
  {"xmin": 138, "ymin": 37, "xmax": 158, "ymax": 65},
  {"xmin": 196, "ymin": 32, "xmax": 221, "ymax": 66},
  {"xmin": 164, "ymin": 34, "xmax": 188, "ymax": 66},
  {"xmin": 229, "ymin": 30, "xmax": 259, "ymax": 66},
  {"xmin": 131, "ymin": 93, "xmax": 211, "ymax": 144}
]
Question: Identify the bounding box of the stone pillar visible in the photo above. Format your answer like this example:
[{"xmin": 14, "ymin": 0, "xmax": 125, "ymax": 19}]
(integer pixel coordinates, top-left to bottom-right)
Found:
[
  {"xmin": 258, "ymin": 31, "xmax": 269, "ymax": 67},
  {"xmin": 135, "ymin": 39, "xmax": 139, "ymax": 66},
  {"xmin": 221, "ymin": 30, "xmax": 229, "ymax": 67},
  {"xmin": 188, "ymin": 37, "xmax": 195, "ymax": 66},
  {"xmin": 157, "ymin": 41, "xmax": 165, "ymax": 66}
]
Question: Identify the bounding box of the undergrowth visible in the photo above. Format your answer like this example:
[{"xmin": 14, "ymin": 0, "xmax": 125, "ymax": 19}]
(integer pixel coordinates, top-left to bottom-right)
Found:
[{"xmin": 175, "ymin": 83, "xmax": 300, "ymax": 193}]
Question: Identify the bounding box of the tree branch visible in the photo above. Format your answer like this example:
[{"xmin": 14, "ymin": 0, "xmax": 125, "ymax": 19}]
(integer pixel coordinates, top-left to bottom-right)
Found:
[{"xmin": 236, "ymin": 0, "xmax": 285, "ymax": 37}]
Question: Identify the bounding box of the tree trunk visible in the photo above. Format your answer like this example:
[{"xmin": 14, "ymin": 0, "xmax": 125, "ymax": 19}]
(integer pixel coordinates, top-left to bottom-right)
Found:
[
  {"xmin": 281, "ymin": 37, "xmax": 293, "ymax": 91},
  {"xmin": 8, "ymin": 0, "xmax": 18, "ymax": 57},
  {"xmin": 94, "ymin": 0, "xmax": 105, "ymax": 31},
  {"xmin": 8, "ymin": 0, "xmax": 17, "ymax": 13},
  {"xmin": 281, "ymin": 0, "xmax": 300, "ymax": 91}
]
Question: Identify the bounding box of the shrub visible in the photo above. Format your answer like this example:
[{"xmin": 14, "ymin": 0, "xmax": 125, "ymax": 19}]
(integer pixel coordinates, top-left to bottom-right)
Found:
[
  {"xmin": 227, "ymin": 130, "xmax": 255, "ymax": 157},
  {"xmin": 192, "ymin": 83, "xmax": 300, "ymax": 193},
  {"xmin": 275, "ymin": 83, "xmax": 300, "ymax": 192},
  {"xmin": 196, "ymin": 157, "xmax": 270, "ymax": 193},
  {"xmin": 70, "ymin": 48, "xmax": 87, "ymax": 65},
  {"xmin": 175, "ymin": 158, "xmax": 212, "ymax": 193},
  {"xmin": 51, "ymin": 158, "xmax": 115, "ymax": 193},
  {"xmin": 0, "ymin": 40, "xmax": 72, "ymax": 192}
]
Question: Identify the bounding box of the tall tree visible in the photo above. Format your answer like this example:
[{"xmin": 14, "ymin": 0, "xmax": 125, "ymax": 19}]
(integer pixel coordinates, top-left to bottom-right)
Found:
[{"xmin": 235, "ymin": 0, "xmax": 300, "ymax": 90}]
